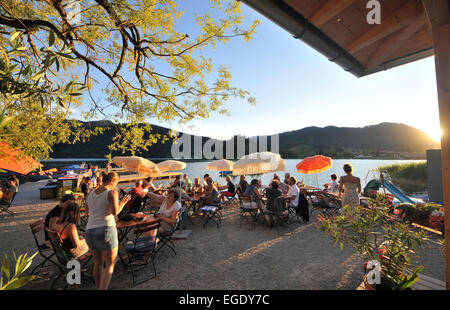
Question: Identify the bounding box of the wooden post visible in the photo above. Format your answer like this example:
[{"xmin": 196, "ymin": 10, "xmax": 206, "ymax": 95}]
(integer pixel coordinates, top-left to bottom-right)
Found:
[{"xmin": 422, "ymin": 0, "xmax": 450, "ymax": 289}]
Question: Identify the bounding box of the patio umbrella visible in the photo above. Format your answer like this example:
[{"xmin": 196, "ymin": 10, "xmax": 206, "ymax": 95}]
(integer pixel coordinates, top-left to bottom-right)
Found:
[
  {"xmin": 206, "ymin": 159, "xmax": 234, "ymax": 172},
  {"xmin": 0, "ymin": 142, "xmax": 41, "ymax": 174},
  {"xmin": 296, "ymin": 155, "xmax": 332, "ymax": 187},
  {"xmin": 232, "ymin": 152, "xmax": 285, "ymax": 176},
  {"xmin": 113, "ymin": 156, "xmax": 159, "ymax": 176},
  {"xmin": 296, "ymin": 155, "xmax": 332, "ymax": 174},
  {"xmin": 156, "ymin": 160, "xmax": 186, "ymax": 172}
]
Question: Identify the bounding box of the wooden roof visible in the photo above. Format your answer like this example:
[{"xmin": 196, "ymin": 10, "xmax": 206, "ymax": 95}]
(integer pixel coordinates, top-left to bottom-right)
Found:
[{"xmin": 241, "ymin": 0, "xmax": 434, "ymax": 77}]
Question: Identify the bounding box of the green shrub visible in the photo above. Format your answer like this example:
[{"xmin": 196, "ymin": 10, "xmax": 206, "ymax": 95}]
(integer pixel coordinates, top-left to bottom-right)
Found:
[
  {"xmin": 395, "ymin": 203, "xmax": 442, "ymax": 226},
  {"xmin": 377, "ymin": 162, "xmax": 427, "ymax": 194}
]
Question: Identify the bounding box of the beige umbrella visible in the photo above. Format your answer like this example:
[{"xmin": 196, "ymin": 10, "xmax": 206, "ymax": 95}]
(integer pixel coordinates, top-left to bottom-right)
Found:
[
  {"xmin": 112, "ymin": 156, "xmax": 159, "ymax": 176},
  {"xmin": 156, "ymin": 160, "xmax": 186, "ymax": 172},
  {"xmin": 206, "ymin": 159, "xmax": 234, "ymax": 171},
  {"xmin": 232, "ymin": 152, "xmax": 285, "ymax": 176}
]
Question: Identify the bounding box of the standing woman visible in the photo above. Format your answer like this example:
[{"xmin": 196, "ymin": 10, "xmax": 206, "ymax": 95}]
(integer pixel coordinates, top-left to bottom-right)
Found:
[
  {"xmin": 338, "ymin": 163, "xmax": 361, "ymax": 209},
  {"xmin": 85, "ymin": 172, "xmax": 130, "ymax": 290}
]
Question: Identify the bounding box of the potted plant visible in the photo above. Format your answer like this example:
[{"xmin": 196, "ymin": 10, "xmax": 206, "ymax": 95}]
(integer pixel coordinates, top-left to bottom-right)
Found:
[{"xmin": 317, "ymin": 199, "xmax": 428, "ymax": 290}]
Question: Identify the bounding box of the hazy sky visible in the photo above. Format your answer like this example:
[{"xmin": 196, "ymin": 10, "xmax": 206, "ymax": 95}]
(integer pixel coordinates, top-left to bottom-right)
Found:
[{"xmin": 79, "ymin": 0, "xmax": 442, "ymax": 142}]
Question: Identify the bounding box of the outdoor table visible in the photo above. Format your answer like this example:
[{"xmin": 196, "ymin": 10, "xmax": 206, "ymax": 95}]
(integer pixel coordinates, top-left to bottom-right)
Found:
[{"xmin": 182, "ymin": 193, "xmax": 203, "ymax": 214}]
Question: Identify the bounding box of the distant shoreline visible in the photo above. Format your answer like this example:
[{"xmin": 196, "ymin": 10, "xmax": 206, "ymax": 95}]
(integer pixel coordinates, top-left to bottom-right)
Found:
[{"xmin": 40, "ymin": 157, "xmax": 427, "ymax": 162}]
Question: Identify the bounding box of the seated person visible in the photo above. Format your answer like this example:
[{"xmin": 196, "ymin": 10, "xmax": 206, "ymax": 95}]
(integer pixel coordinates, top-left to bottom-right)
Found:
[
  {"xmin": 192, "ymin": 177, "xmax": 203, "ymax": 194},
  {"xmin": 202, "ymin": 174, "xmax": 210, "ymax": 186},
  {"xmin": 9, "ymin": 175, "xmax": 19, "ymax": 187},
  {"xmin": 44, "ymin": 194, "xmax": 76, "ymax": 242},
  {"xmin": 287, "ymin": 177, "xmax": 300, "ymax": 209},
  {"xmin": 145, "ymin": 177, "xmax": 159, "ymax": 192},
  {"xmin": 181, "ymin": 174, "xmax": 193, "ymax": 193},
  {"xmin": 147, "ymin": 189, "xmax": 182, "ymax": 236},
  {"xmin": 271, "ymin": 175, "xmax": 288, "ymax": 194},
  {"xmin": 283, "ymin": 173, "xmax": 291, "ymax": 185},
  {"xmin": 324, "ymin": 174, "xmax": 339, "ymax": 193},
  {"xmin": 55, "ymin": 202, "xmax": 89, "ymax": 258},
  {"xmin": 243, "ymin": 179, "xmax": 263, "ymax": 207},
  {"xmin": 198, "ymin": 177, "xmax": 220, "ymax": 208},
  {"xmin": 218, "ymin": 175, "xmax": 236, "ymax": 201},
  {"xmin": 0, "ymin": 178, "xmax": 18, "ymax": 205},
  {"xmin": 122, "ymin": 180, "xmax": 150, "ymax": 213},
  {"xmin": 171, "ymin": 175, "xmax": 182, "ymax": 188},
  {"xmin": 264, "ymin": 180, "xmax": 283, "ymax": 226},
  {"xmin": 265, "ymin": 180, "xmax": 282, "ymax": 211},
  {"xmin": 170, "ymin": 180, "xmax": 190, "ymax": 200},
  {"xmin": 237, "ymin": 175, "xmax": 249, "ymax": 194}
]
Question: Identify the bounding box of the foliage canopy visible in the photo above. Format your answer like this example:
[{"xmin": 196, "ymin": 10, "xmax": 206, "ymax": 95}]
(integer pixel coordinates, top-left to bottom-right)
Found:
[{"xmin": 0, "ymin": 0, "xmax": 259, "ymax": 160}]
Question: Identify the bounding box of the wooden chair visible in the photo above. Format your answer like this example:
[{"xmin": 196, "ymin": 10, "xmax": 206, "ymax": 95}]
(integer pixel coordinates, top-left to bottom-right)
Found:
[
  {"xmin": 153, "ymin": 213, "xmax": 180, "ymax": 257},
  {"xmin": 29, "ymin": 219, "xmax": 60, "ymax": 275},
  {"xmin": 0, "ymin": 192, "xmax": 17, "ymax": 218},
  {"xmin": 123, "ymin": 221, "xmax": 161, "ymax": 287},
  {"xmin": 45, "ymin": 228, "xmax": 93, "ymax": 290}
]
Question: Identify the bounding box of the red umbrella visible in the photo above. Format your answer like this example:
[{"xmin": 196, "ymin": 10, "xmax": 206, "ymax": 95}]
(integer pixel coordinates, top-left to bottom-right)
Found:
[
  {"xmin": 0, "ymin": 142, "xmax": 42, "ymax": 174},
  {"xmin": 296, "ymin": 155, "xmax": 332, "ymax": 174}
]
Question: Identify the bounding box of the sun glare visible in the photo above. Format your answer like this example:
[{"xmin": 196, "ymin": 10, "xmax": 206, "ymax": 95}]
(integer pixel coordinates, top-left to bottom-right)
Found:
[{"xmin": 427, "ymin": 127, "xmax": 442, "ymax": 142}]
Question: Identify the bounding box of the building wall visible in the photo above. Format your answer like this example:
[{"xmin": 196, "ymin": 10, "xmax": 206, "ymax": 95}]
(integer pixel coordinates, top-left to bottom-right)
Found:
[{"xmin": 427, "ymin": 149, "xmax": 444, "ymax": 205}]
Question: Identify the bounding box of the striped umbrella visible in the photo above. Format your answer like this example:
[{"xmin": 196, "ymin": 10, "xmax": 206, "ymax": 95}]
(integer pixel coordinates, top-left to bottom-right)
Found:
[{"xmin": 296, "ymin": 155, "xmax": 332, "ymax": 174}]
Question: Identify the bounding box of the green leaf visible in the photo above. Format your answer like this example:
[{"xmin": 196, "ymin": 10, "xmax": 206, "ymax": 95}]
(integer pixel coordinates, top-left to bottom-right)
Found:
[
  {"xmin": 10, "ymin": 31, "xmax": 21, "ymax": 42},
  {"xmin": 30, "ymin": 72, "xmax": 44, "ymax": 81},
  {"xmin": 1, "ymin": 254, "xmax": 10, "ymax": 281},
  {"xmin": 48, "ymin": 30, "xmax": 55, "ymax": 47},
  {"xmin": 1, "ymin": 275, "xmax": 35, "ymax": 290}
]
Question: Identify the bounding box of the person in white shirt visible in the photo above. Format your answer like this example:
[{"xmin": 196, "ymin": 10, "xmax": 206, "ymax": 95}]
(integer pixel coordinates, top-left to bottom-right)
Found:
[
  {"xmin": 287, "ymin": 177, "xmax": 300, "ymax": 207},
  {"xmin": 328, "ymin": 174, "xmax": 339, "ymax": 192}
]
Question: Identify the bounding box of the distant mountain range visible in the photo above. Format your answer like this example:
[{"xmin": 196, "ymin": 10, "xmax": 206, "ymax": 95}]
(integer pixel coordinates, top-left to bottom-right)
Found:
[{"xmin": 50, "ymin": 121, "xmax": 440, "ymax": 159}]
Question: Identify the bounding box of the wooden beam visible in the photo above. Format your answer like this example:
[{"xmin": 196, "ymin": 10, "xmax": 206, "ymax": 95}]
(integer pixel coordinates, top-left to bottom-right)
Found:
[
  {"xmin": 366, "ymin": 12, "xmax": 427, "ymax": 69},
  {"xmin": 422, "ymin": 0, "xmax": 450, "ymax": 290},
  {"xmin": 346, "ymin": 0, "xmax": 423, "ymax": 55},
  {"xmin": 310, "ymin": 0, "xmax": 358, "ymax": 27}
]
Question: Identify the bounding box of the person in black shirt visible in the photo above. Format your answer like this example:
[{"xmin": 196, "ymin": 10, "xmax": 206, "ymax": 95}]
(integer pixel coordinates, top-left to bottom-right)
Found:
[
  {"xmin": 44, "ymin": 194, "xmax": 75, "ymax": 241},
  {"xmin": 264, "ymin": 180, "xmax": 283, "ymax": 226},
  {"xmin": 237, "ymin": 175, "xmax": 248, "ymax": 195},
  {"xmin": 218, "ymin": 175, "xmax": 236, "ymax": 201},
  {"xmin": 80, "ymin": 177, "xmax": 92, "ymax": 197}
]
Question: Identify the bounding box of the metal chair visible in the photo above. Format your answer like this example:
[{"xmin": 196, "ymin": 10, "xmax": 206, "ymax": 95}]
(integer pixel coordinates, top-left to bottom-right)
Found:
[
  {"xmin": 309, "ymin": 192, "xmax": 342, "ymax": 217},
  {"xmin": 0, "ymin": 192, "xmax": 17, "ymax": 218},
  {"xmin": 29, "ymin": 219, "xmax": 60, "ymax": 275},
  {"xmin": 123, "ymin": 221, "xmax": 160, "ymax": 287},
  {"xmin": 153, "ymin": 213, "xmax": 181, "ymax": 257},
  {"xmin": 238, "ymin": 194, "xmax": 259, "ymax": 229},
  {"xmin": 200, "ymin": 204, "xmax": 222, "ymax": 228},
  {"xmin": 45, "ymin": 228, "xmax": 93, "ymax": 290}
]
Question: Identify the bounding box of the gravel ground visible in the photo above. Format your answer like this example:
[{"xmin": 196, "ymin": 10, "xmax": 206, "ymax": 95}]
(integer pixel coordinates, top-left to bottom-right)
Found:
[{"xmin": 0, "ymin": 182, "xmax": 445, "ymax": 290}]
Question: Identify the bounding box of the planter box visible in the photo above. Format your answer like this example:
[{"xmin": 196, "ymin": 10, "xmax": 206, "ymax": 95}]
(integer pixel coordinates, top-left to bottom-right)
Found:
[{"xmin": 39, "ymin": 185, "xmax": 57, "ymax": 200}]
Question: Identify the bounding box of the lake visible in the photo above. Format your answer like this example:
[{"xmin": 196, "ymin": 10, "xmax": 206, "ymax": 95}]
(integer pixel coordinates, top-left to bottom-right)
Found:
[{"xmin": 41, "ymin": 158, "xmax": 425, "ymax": 188}]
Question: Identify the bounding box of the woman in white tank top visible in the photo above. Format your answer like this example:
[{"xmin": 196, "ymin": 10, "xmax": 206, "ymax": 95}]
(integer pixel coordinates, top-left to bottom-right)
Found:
[{"xmin": 85, "ymin": 172, "xmax": 130, "ymax": 290}]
